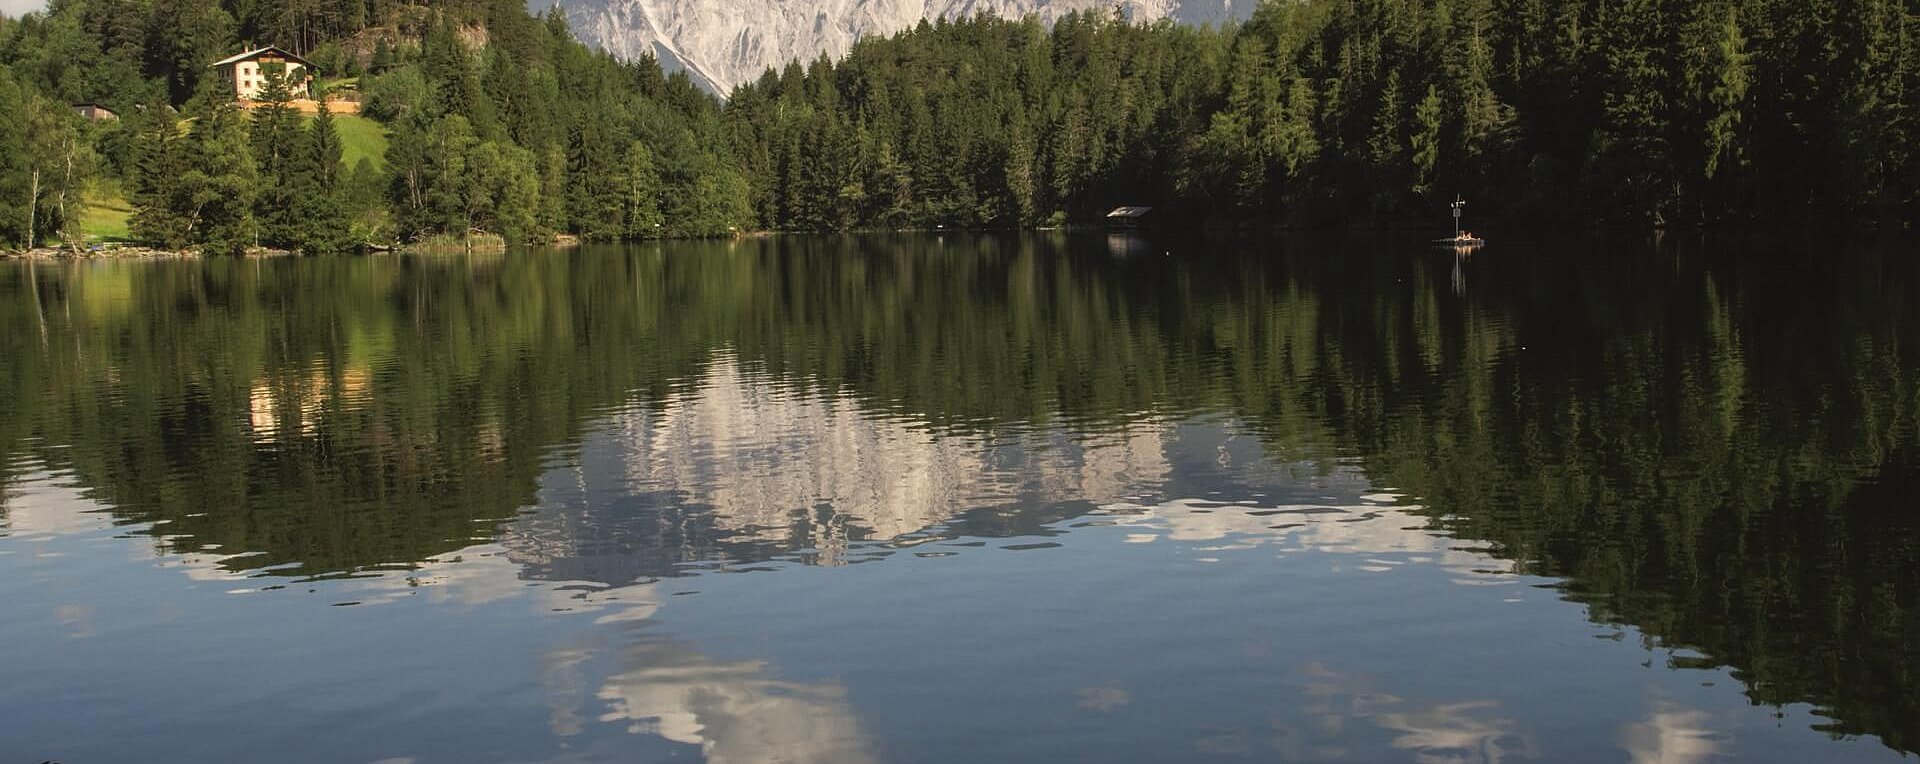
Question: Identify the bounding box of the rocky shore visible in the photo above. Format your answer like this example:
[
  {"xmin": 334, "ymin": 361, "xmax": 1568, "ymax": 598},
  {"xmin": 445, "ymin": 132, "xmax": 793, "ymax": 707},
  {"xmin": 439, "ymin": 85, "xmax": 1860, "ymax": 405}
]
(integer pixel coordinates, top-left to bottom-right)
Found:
[{"xmin": 1, "ymin": 245, "xmax": 298, "ymax": 260}]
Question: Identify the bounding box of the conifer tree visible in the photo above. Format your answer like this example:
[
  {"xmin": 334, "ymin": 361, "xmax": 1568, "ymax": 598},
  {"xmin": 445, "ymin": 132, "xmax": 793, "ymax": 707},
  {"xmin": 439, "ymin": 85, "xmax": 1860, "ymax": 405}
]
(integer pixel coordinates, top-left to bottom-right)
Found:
[
  {"xmin": 1004, "ymin": 118, "xmax": 1039, "ymax": 226},
  {"xmin": 1368, "ymin": 69, "xmax": 1412, "ymax": 212},
  {"xmin": 129, "ymin": 102, "xmax": 191, "ymax": 248},
  {"xmin": 620, "ymin": 140, "xmax": 664, "ymax": 237},
  {"xmin": 565, "ymin": 111, "xmax": 623, "ymax": 240},
  {"xmin": 180, "ymin": 88, "xmax": 259, "ymax": 255},
  {"xmin": 537, "ymin": 144, "xmax": 568, "ymax": 235},
  {"xmin": 0, "ymin": 66, "xmax": 29, "ymax": 249},
  {"xmin": 250, "ymin": 70, "xmax": 306, "ymax": 248},
  {"xmin": 0, "ymin": 68, "xmax": 32, "ymax": 247},
  {"xmin": 307, "ymin": 98, "xmax": 345, "ymax": 193},
  {"xmin": 150, "ymin": 0, "xmax": 237, "ymax": 103},
  {"xmin": 371, "ymin": 37, "xmax": 394, "ymax": 72},
  {"xmin": 299, "ymin": 99, "xmax": 355, "ymax": 254},
  {"xmin": 1412, "ymin": 85, "xmax": 1444, "ymax": 199}
]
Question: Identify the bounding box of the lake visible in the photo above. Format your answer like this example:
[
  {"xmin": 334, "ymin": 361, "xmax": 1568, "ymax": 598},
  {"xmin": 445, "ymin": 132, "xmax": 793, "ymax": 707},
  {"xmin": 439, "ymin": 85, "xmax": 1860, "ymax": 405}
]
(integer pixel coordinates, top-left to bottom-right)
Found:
[{"xmin": 2, "ymin": 233, "xmax": 1916, "ymax": 763}]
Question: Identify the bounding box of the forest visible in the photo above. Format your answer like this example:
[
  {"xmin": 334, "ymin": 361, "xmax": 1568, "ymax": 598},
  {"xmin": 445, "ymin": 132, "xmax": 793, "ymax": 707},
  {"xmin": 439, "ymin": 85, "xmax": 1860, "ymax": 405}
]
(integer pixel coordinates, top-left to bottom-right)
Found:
[{"xmin": 2, "ymin": 0, "xmax": 1919, "ymax": 252}]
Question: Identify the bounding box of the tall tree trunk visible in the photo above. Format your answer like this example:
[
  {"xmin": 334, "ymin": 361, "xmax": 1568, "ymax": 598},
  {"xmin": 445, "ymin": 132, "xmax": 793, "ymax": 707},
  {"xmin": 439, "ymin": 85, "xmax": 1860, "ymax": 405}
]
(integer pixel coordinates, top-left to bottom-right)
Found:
[
  {"xmin": 58, "ymin": 134, "xmax": 75, "ymax": 248},
  {"xmin": 26, "ymin": 167, "xmax": 39, "ymax": 251}
]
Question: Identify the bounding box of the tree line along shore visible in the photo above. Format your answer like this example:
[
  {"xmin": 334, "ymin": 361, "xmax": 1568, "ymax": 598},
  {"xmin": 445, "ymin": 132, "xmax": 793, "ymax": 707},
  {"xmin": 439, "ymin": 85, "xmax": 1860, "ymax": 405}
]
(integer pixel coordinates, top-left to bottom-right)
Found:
[{"xmin": 4, "ymin": 0, "xmax": 1918, "ymax": 256}]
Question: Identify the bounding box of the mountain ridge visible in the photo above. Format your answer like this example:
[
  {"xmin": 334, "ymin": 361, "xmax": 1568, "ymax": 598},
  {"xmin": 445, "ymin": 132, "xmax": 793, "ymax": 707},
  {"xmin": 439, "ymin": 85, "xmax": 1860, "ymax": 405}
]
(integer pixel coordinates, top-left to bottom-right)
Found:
[{"xmin": 543, "ymin": 0, "xmax": 1252, "ymax": 93}]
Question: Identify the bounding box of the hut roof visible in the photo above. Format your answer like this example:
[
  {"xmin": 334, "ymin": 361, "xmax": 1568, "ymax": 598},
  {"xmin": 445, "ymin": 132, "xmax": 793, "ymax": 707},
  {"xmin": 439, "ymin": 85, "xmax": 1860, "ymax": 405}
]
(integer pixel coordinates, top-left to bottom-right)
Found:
[{"xmin": 210, "ymin": 46, "xmax": 316, "ymax": 69}]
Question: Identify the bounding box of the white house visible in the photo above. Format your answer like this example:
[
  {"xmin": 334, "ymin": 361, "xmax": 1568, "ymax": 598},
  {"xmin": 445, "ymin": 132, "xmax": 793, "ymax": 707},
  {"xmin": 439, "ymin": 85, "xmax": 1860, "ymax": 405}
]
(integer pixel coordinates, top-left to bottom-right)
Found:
[{"xmin": 211, "ymin": 46, "xmax": 315, "ymax": 101}]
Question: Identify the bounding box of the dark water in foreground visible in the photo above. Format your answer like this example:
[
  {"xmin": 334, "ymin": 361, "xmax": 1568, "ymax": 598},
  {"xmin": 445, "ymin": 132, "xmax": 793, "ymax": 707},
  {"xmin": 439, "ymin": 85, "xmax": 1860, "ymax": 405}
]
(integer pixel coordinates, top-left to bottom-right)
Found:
[{"xmin": 1, "ymin": 234, "xmax": 1917, "ymax": 763}]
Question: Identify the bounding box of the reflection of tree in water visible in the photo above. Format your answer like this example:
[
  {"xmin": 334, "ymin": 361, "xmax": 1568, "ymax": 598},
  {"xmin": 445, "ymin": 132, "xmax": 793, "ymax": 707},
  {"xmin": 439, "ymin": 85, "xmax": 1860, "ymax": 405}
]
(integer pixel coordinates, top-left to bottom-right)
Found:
[
  {"xmin": 1330, "ymin": 245, "xmax": 1920, "ymax": 752},
  {"xmin": 2, "ymin": 236, "xmax": 1919, "ymax": 751},
  {"xmin": 0, "ymin": 254, "xmax": 714, "ymax": 575},
  {"xmin": 0, "ymin": 234, "xmax": 1230, "ymax": 577}
]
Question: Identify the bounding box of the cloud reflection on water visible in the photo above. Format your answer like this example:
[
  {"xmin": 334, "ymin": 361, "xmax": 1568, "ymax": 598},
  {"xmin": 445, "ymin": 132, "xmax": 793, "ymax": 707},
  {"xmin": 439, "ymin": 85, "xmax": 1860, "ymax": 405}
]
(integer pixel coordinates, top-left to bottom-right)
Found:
[
  {"xmin": 1279, "ymin": 662, "xmax": 1536, "ymax": 764},
  {"xmin": 590, "ymin": 641, "xmax": 878, "ymax": 764},
  {"xmin": 1621, "ymin": 705, "xmax": 1729, "ymax": 764},
  {"xmin": 0, "ymin": 352, "xmax": 1764, "ymax": 764},
  {"xmin": 0, "ymin": 470, "xmax": 109, "ymax": 539}
]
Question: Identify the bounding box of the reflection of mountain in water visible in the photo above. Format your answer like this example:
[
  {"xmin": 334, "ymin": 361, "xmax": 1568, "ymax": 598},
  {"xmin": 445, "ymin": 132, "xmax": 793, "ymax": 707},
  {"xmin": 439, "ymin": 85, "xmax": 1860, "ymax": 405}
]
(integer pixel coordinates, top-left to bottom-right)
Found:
[
  {"xmin": 498, "ymin": 354, "xmax": 1469, "ymax": 589},
  {"xmin": 506, "ymin": 355, "xmax": 1175, "ymax": 584},
  {"xmin": 5, "ymin": 236, "xmax": 1920, "ymax": 753}
]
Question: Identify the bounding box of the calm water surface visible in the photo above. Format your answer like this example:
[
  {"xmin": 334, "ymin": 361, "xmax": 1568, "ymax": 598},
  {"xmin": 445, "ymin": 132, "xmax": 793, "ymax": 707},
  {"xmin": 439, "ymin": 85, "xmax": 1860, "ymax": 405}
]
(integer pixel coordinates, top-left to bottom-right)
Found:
[{"xmin": 2, "ymin": 234, "xmax": 1916, "ymax": 763}]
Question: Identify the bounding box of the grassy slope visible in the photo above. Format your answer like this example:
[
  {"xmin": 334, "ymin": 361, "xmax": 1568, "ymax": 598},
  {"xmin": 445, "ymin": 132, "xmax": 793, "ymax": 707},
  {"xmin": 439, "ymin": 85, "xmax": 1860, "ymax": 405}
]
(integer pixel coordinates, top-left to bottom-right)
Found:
[
  {"xmin": 330, "ymin": 113, "xmax": 388, "ymax": 170},
  {"xmin": 77, "ymin": 184, "xmax": 133, "ymax": 243}
]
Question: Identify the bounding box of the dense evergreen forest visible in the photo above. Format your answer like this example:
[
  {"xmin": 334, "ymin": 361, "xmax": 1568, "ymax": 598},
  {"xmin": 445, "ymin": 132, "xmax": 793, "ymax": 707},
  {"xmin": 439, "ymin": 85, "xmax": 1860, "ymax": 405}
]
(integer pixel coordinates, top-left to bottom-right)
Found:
[
  {"xmin": 3, "ymin": 0, "xmax": 1920, "ymax": 252},
  {"xmin": 0, "ymin": 0, "xmax": 748, "ymax": 253}
]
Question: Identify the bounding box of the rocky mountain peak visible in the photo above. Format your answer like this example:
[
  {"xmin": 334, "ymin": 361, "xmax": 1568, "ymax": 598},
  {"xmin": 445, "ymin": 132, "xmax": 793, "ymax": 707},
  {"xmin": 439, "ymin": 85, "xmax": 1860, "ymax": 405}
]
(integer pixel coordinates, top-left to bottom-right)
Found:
[{"xmin": 542, "ymin": 0, "xmax": 1251, "ymax": 94}]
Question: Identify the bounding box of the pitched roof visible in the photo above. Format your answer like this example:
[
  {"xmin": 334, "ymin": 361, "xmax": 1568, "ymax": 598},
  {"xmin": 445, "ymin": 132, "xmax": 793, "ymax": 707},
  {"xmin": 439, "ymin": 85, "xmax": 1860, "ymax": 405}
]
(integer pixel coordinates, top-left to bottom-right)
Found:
[
  {"xmin": 1106, "ymin": 206, "xmax": 1154, "ymax": 219},
  {"xmin": 210, "ymin": 46, "xmax": 316, "ymax": 69}
]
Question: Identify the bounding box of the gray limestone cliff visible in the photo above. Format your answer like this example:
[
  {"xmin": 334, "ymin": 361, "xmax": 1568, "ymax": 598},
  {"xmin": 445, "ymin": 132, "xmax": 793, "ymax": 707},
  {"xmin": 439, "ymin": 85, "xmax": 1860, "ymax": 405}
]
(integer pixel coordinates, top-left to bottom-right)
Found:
[{"xmin": 539, "ymin": 0, "xmax": 1250, "ymax": 93}]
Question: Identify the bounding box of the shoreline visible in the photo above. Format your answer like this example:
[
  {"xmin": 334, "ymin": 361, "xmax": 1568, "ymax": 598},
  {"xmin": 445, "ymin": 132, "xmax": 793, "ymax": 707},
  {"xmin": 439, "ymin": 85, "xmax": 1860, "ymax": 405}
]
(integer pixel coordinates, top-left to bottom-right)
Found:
[
  {"xmin": 3, "ymin": 245, "xmax": 204, "ymax": 260},
  {"xmin": 6, "ymin": 225, "xmax": 1870, "ymax": 261},
  {"xmin": 2, "ymin": 244, "xmax": 305, "ymax": 260}
]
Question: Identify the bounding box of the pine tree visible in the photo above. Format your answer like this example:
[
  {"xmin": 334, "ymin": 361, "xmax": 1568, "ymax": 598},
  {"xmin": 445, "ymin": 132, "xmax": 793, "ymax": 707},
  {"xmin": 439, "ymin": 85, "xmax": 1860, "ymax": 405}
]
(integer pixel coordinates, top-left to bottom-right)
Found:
[
  {"xmin": 180, "ymin": 90, "xmax": 260, "ymax": 255},
  {"xmin": 565, "ymin": 112, "xmax": 623, "ymax": 240},
  {"xmin": 308, "ymin": 99, "xmax": 345, "ymax": 193},
  {"xmin": 1004, "ymin": 117, "xmax": 1039, "ymax": 226},
  {"xmin": 150, "ymin": 0, "xmax": 237, "ymax": 103},
  {"xmin": 867, "ymin": 139, "xmax": 914, "ymax": 229},
  {"xmin": 371, "ymin": 37, "xmax": 395, "ymax": 72},
  {"xmin": 1679, "ymin": 1, "xmax": 1749, "ymax": 218},
  {"xmin": 0, "ymin": 66, "xmax": 29, "ymax": 249},
  {"xmin": 537, "ymin": 144, "xmax": 568, "ymax": 235},
  {"xmin": 1368, "ymin": 69, "xmax": 1412, "ymax": 212},
  {"xmin": 672, "ymin": 153, "xmax": 751, "ymax": 237},
  {"xmin": 250, "ymin": 71, "xmax": 306, "ymax": 248},
  {"xmin": 1590, "ymin": 0, "xmax": 1678, "ymax": 221},
  {"xmin": 620, "ymin": 140, "xmax": 664, "ymax": 237},
  {"xmin": 1412, "ymin": 84, "xmax": 1444, "ymax": 199},
  {"xmin": 129, "ymin": 102, "xmax": 191, "ymax": 248},
  {"xmin": 298, "ymin": 100, "xmax": 355, "ymax": 254}
]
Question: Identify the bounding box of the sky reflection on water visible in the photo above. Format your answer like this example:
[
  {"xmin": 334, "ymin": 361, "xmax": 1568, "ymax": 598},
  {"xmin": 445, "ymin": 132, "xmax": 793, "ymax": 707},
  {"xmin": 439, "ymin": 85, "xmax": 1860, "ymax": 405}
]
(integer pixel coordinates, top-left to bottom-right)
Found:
[{"xmin": 2, "ymin": 234, "xmax": 1917, "ymax": 762}]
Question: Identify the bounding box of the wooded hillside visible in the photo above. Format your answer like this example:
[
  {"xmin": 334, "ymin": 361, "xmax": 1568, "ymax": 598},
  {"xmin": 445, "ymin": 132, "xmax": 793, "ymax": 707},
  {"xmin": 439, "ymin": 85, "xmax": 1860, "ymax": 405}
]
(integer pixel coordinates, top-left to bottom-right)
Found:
[{"xmin": 3, "ymin": 0, "xmax": 1918, "ymax": 252}]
